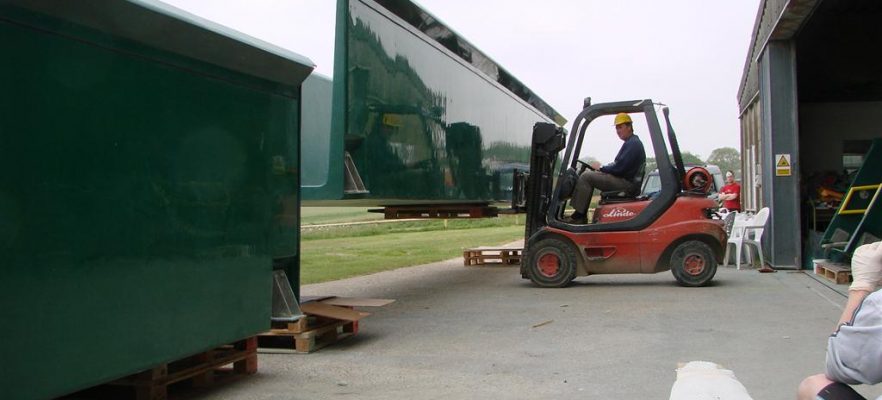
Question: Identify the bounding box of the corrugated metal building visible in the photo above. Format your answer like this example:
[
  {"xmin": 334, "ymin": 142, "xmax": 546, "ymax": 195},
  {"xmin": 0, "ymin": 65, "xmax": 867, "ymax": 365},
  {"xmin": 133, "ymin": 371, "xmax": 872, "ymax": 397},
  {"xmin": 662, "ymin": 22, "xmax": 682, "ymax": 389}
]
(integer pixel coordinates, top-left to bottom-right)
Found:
[{"xmin": 738, "ymin": 0, "xmax": 882, "ymax": 269}]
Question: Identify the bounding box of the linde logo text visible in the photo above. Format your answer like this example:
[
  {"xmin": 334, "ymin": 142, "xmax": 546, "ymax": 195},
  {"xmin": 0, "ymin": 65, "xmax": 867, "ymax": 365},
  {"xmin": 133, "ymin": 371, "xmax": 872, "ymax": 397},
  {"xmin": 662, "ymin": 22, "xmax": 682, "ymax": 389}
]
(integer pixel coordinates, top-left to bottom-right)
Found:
[{"xmin": 602, "ymin": 208, "xmax": 636, "ymax": 218}]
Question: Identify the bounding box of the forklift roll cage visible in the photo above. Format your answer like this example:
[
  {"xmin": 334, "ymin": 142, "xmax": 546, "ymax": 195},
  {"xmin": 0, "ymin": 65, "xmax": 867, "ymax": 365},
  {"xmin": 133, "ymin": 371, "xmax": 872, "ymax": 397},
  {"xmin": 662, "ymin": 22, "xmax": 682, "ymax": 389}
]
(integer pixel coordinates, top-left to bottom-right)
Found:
[{"xmin": 546, "ymin": 99, "xmax": 687, "ymax": 234}]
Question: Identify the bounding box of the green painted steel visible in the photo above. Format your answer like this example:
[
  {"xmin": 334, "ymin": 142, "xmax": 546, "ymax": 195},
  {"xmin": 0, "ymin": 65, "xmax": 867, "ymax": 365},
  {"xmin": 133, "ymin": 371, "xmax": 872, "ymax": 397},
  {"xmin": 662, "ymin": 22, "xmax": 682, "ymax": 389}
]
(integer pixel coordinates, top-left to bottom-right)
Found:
[
  {"xmin": 302, "ymin": 0, "xmax": 563, "ymax": 203},
  {"xmin": 301, "ymin": 74, "xmax": 339, "ymax": 199},
  {"xmin": 819, "ymin": 138, "xmax": 882, "ymax": 263},
  {"xmin": 0, "ymin": 4, "xmax": 309, "ymax": 399}
]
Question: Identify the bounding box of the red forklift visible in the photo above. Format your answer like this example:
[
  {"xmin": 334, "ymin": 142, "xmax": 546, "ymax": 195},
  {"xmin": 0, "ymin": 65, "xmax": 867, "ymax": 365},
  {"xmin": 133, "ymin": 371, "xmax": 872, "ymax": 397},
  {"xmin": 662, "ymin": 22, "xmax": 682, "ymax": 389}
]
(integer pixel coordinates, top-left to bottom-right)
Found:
[{"xmin": 520, "ymin": 99, "xmax": 727, "ymax": 288}]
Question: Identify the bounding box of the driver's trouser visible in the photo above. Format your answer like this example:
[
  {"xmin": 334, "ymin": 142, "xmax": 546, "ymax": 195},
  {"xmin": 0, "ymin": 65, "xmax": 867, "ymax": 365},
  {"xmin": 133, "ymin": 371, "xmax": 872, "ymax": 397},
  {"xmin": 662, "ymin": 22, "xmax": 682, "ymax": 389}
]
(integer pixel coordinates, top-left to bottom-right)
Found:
[{"xmin": 571, "ymin": 171, "xmax": 633, "ymax": 214}]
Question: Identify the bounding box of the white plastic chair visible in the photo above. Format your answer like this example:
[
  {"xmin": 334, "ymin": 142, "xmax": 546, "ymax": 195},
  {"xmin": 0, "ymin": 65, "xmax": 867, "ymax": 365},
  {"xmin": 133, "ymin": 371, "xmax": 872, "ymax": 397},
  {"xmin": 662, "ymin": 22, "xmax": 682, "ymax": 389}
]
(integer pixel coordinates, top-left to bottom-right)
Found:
[
  {"xmin": 723, "ymin": 208, "xmax": 769, "ymax": 269},
  {"xmin": 722, "ymin": 212, "xmax": 750, "ymax": 268},
  {"xmin": 742, "ymin": 207, "xmax": 770, "ymax": 269}
]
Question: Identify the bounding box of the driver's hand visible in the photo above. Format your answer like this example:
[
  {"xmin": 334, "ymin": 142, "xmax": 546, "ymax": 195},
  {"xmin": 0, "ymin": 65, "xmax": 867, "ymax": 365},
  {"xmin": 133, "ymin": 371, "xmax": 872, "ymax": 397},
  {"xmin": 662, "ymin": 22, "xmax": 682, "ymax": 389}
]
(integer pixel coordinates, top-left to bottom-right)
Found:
[
  {"xmin": 590, "ymin": 161, "xmax": 601, "ymax": 169},
  {"xmin": 850, "ymin": 241, "xmax": 882, "ymax": 292}
]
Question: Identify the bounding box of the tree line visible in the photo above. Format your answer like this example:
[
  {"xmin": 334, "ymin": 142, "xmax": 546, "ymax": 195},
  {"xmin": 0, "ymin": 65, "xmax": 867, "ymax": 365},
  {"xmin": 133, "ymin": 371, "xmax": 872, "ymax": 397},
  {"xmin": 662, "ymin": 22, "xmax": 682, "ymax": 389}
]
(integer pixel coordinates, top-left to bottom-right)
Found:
[{"xmin": 642, "ymin": 147, "xmax": 741, "ymax": 177}]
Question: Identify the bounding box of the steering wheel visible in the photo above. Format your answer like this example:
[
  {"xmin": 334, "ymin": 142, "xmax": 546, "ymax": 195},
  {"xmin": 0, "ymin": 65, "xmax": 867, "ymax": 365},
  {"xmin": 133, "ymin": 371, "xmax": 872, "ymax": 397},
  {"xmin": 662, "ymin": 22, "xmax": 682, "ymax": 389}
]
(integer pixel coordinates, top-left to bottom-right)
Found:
[{"xmin": 576, "ymin": 159, "xmax": 596, "ymax": 174}]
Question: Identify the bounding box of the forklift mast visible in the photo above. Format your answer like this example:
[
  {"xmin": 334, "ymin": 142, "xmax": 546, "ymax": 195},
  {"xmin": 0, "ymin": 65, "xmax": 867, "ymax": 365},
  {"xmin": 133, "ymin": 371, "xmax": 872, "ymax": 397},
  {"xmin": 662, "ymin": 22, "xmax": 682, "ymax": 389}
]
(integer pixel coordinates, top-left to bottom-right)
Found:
[{"xmin": 524, "ymin": 122, "xmax": 567, "ymax": 241}]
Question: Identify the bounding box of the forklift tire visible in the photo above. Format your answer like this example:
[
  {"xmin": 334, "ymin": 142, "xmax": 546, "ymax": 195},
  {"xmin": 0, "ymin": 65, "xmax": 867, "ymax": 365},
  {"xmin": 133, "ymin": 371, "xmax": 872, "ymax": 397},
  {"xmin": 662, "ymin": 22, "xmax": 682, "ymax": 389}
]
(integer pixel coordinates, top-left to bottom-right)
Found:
[
  {"xmin": 525, "ymin": 237, "xmax": 578, "ymax": 288},
  {"xmin": 670, "ymin": 240, "xmax": 717, "ymax": 287}
]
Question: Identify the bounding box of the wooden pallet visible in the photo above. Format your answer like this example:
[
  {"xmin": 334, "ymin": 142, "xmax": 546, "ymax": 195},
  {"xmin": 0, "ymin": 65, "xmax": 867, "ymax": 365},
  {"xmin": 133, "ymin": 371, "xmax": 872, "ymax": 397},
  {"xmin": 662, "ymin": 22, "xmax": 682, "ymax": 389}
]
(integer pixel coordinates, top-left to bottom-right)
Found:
[
  {"xmin": 259, "ymin": 315, "xmax": 358, "ymax": 353},
  {"xmin": 259, "ymin": 297, "xmax": 393, "ymax": 353},
  {"xmin": 463, "ymin": 247, "xmax": 523, "ymax": 266},
  {"xmin": 108, "ymin": 337, "xmax": 257, "ymax": 400},
  {"xmin": 815, "ymin": 262, "xmax": 853, "ymax": 285}
]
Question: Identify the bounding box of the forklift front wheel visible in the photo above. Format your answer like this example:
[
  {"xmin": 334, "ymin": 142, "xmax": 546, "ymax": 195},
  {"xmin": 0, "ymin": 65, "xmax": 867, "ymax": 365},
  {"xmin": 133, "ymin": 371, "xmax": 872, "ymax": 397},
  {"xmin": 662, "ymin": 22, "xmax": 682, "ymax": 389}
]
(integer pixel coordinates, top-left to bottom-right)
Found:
[
  {"xmin": 526, "ymin": 237, "xmax": 578, "ymax": 288},
  {"xmin": 670, "ymin": 240, "xmax": 717, "ymax": 287}
]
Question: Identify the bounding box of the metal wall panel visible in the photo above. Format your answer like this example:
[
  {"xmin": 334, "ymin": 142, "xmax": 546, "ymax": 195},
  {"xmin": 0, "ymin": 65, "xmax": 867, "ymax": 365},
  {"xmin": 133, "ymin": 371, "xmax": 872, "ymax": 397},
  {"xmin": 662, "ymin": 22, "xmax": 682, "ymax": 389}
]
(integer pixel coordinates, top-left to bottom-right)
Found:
[
  {"xmin": 740, "ymin": 99, "xmax": 762, "ymax": 212},
  {"xmin": 759, "ymin": 40, "xmax": 801, "ymax": 269}
]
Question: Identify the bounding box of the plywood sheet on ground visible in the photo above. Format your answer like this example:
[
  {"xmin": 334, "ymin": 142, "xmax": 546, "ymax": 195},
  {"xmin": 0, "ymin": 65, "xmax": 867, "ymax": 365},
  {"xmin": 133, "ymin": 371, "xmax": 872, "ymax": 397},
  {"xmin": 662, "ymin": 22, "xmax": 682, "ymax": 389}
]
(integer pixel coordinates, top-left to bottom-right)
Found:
[
  {"xmin": 300, "ymin": 302, "xmax": 370, "ymax": 321},
  {"xmin": 319, "ymin": 297, "xmax": 396, "ymax": 307}
]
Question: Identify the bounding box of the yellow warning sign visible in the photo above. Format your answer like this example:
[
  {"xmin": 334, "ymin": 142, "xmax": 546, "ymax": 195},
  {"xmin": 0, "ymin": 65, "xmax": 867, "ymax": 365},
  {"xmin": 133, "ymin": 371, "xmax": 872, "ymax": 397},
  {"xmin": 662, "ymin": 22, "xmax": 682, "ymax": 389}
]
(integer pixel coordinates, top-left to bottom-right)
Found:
[{"xmin": 775, "ymin": 154, "xmax": 791, "ymax": 177}]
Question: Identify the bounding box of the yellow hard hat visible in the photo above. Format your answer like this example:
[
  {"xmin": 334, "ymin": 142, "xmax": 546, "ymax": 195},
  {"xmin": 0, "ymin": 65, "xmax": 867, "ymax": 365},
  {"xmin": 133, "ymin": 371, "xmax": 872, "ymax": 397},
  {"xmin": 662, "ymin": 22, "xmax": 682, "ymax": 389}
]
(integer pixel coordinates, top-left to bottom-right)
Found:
[{"xmin": 614, "ymin": 113, "xmax": 632, "ymax": 126}]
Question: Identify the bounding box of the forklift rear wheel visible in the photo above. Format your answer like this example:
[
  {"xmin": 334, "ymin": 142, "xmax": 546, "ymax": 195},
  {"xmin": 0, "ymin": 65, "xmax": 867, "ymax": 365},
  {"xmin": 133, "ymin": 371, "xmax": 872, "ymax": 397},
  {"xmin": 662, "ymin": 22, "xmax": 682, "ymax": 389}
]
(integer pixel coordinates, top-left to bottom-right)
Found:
[
  {"xmin": 526, "ymin": 237, "xmax": 578, "ymax": 288},
  {"xmin": 670, "ymin": 240, "xmax": 717, "ymax": 287}
]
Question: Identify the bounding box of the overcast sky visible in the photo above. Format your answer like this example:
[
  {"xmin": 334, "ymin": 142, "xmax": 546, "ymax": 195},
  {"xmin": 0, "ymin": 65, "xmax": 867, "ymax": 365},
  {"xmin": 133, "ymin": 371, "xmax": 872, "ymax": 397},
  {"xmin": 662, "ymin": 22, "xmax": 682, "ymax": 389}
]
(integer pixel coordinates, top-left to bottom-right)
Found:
[{"xmin": 161, "ymin": 0, "xmax": 760, "ymax": 163}]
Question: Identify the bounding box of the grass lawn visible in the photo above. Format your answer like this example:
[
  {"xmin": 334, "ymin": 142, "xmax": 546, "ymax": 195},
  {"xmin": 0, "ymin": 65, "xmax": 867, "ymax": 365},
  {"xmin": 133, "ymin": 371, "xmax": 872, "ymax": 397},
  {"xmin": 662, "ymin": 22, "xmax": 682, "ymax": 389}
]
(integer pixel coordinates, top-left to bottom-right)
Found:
[
  {"xmin": 300, "ymin": 207, "xmax": 384, "ymax": 225},
  {"xmin": 300, "ymin": 214, "xmax": 524, "ymax": 284}
]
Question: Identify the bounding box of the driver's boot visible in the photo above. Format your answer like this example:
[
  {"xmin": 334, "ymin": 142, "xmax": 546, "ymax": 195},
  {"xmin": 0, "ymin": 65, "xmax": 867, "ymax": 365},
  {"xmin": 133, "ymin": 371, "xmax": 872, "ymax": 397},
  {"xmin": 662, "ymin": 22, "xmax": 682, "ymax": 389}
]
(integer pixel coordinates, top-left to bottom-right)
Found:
[{"xmin": 563, "ymin": 212, "xmax": 587, "ymax": 224}]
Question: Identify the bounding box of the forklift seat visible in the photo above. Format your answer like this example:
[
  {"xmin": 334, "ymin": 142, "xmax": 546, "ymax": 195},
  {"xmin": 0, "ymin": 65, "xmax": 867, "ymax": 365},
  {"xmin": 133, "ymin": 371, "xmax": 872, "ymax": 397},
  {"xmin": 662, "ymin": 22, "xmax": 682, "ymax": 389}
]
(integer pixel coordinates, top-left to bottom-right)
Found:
[{"xmin": 599, "ymin": 162, "xmax": 646, "ymax": 204}]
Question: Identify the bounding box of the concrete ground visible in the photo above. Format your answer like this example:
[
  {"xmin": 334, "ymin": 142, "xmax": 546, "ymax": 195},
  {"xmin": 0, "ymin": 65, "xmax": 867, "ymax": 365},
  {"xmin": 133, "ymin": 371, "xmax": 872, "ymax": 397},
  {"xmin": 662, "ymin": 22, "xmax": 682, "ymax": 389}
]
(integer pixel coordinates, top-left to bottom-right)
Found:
[{"xmin": 204, "ymin": 256, "xmax": 881, "ymax": 399}]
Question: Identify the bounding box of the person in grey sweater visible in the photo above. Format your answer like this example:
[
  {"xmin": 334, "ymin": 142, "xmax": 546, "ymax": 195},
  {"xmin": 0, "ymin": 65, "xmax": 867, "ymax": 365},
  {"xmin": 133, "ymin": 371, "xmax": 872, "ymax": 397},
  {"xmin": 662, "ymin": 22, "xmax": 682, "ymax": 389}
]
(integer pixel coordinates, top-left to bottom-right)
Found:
[{"xmin": 798, "ymin": 241, "xmax": 882, "ymax": 400}]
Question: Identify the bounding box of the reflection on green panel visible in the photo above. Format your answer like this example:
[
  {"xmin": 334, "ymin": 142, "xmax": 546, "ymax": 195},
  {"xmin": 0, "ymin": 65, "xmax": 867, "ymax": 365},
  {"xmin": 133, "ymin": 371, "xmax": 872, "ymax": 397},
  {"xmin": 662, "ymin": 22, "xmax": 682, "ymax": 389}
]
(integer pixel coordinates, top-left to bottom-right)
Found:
[
  {"xmin": 301, "ymin": 74, "xmax": 340, "ymax": 200},
  {"xmin": 317, "ymin": 0, "xmax": 563, "ymax": 203},
  {"xmin": 0, "ymin": 3, "xmax": 309, "ymax": 399}
]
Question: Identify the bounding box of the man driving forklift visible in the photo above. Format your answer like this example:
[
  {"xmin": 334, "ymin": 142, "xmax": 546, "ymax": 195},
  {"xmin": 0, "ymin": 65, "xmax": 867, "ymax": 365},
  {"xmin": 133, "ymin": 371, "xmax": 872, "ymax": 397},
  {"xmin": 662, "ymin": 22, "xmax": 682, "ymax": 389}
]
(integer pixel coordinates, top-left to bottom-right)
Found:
[
  {"xmin": 566, "ymin": 112, "xmax": 646, "ymax": 224},
  {"xmin": 522, "ymin": 99, "xmax": 725, "ymax": 288}
]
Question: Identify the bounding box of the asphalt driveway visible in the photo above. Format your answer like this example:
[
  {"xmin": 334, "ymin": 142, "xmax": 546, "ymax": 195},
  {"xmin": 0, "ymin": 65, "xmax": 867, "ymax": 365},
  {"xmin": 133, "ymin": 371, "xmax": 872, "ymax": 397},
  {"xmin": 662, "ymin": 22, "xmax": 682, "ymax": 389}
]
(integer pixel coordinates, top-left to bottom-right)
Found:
[{"xmin": 203, "ymin": 256, "xmax": 881, "ymax": 399}]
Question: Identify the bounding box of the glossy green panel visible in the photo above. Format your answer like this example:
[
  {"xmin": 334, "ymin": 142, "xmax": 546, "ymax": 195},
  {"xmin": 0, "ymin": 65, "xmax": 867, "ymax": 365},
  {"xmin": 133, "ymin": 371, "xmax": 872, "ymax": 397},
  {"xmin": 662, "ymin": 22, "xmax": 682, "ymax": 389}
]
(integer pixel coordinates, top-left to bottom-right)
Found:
[
  {"xmin": 0, "ymin": 6, "xmax": 303, "ymax": 399},
  {"xmin": 301, "ymin": 0, "xmax": 352, "ymax": 202},
  {"xmin": 301, "ymin": 74, "xmax": 339, "ymax": 200},
  {"xmin": 320, "ymin": 0, "xmax": 562, "ymax": 203}
]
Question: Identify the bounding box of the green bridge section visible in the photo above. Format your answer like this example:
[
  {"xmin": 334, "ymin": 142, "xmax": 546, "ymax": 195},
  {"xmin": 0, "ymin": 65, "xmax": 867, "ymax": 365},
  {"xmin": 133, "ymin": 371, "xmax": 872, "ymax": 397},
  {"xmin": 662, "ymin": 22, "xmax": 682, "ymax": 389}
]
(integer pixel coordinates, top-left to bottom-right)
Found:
[
  {"xmin": 819, "ymin": 138, "xmax": 882, "ymax": 262},
  {"xmin": 0, "ymin": 2, "xmax": 311, "ymax": 398},
  {"xmin": 301, "ymin": 0, "xmax": 565, "ymax": 204}
]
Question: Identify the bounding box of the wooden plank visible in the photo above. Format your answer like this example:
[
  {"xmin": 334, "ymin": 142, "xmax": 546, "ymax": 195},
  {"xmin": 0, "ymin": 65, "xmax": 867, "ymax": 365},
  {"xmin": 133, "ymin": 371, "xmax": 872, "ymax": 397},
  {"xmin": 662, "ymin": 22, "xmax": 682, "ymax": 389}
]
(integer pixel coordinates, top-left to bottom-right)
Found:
[
  {"xmin": 282, "ymin": 318, "xmax": 309, "ymax": 333},
  {"xmin": 300, "ymin": 302, "xmax": 370, "ymax": 321},
  {"xmin": 319, "ymin": 297, "xmax": 396, "ymax": 307},
  {"xmin": 300, "ymin": 295, "xmax": 336, "ymax": 303},
  {"xmin": 191, "ymin": 352, "xmax": 214, "ymax": 387},
  {"xmin": 234, "ymin": 337, "xmax": 258, "ymax": 374},
  {"xmin": 267, "ymin": 318, "xmax": 338, "ymax": 336}
]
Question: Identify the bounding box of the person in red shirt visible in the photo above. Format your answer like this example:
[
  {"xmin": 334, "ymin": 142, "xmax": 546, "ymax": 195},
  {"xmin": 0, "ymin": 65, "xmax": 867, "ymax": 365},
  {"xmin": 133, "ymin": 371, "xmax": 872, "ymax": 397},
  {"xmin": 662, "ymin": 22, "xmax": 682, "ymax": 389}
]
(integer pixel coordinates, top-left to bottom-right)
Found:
[{"xmin": 718, "ymin": 170, "xmax": 741, "ymax": 212}]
